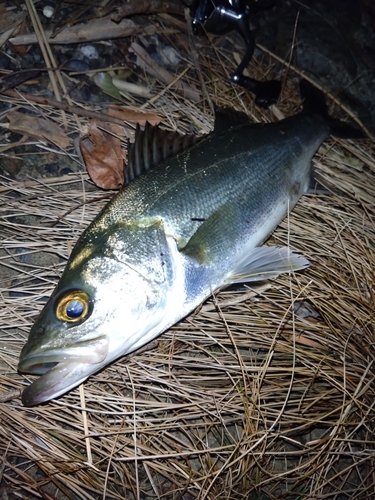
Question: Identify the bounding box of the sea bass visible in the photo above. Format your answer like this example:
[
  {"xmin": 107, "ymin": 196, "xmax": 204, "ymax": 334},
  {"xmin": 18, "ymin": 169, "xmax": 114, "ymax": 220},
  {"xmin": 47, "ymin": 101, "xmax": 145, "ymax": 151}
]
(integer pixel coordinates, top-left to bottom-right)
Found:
[{"xmin": 18, "ymin": 83, "xmax": 356, "ymax": 406}]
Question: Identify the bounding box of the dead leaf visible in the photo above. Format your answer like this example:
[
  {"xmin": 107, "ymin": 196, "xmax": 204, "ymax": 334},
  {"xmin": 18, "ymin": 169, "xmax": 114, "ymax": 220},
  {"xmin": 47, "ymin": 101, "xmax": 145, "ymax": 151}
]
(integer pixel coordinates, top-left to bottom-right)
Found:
[
  {"xmin": 104, "ymin": 121, "xmax": 132, "ymax": 140},
  {"xmin": 93, "ymin": 72, "xmax": 123, "ymax": 102},
  {"xmin": 112, "ymin": 0, "xmax": 184, "ymax": 21},
  {"xmin": 8, "ymin": 18, "xmax": 29, "ymax": 55},
  {"xmin": 7, "ymin": 110, "xmax": 71, "ymax": 149},
  {"xmin": 9, "ymin": 16, "xmax": 136, "ymax": 45},
  {"xmin": 0, "ymin": 5, "xmax": 24, "ymax": 34},
  {"xmin": 80, "ymin": 120, "xmax": 125, "ymax": 190},
  {"xmin": 107, "ymin": 106, "xmax": 163, "ymax": 127},
  {"xmin": 112, "ymin": 78, "xmax": 152, "ymax": 98},
  {"xmin": 0, "ymin": 69, "xmax": 41, "ymax": 92}
]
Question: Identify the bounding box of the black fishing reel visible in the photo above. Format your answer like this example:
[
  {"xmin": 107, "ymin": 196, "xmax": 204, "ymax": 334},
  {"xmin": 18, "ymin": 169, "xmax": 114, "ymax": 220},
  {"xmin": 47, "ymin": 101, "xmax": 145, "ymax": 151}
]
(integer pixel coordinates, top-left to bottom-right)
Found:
[{"xmin": 185, "ymin": 0, "xmax": 281, "ymax": 107}]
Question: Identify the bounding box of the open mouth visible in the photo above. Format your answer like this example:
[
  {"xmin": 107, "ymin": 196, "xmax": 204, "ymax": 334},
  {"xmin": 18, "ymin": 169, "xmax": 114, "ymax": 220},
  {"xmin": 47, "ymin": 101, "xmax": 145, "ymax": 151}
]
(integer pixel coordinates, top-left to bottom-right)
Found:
[
  {"xmin": 18, "ymin": 336, "xmax": 109, "ymax": 406},
  {"xmin": 20, "ymin": 361, "xmax": 92, "ymax": 406}
]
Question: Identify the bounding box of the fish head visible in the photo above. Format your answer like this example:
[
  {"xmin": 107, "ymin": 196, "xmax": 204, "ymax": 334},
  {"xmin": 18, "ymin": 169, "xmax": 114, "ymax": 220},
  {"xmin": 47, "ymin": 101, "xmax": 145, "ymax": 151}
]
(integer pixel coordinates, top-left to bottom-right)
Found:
[{"xmin": 18, "ymin": 222, "xmax": 173, "ymax": 406}]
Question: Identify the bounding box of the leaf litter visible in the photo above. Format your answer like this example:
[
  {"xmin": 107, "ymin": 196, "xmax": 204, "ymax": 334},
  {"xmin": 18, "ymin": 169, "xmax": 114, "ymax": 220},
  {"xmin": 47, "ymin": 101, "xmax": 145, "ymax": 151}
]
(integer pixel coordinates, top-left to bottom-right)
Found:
[
  {"xmin": 0, "ymin": 1, "xmax": 374, "ymax": 499},
  {"xmin": 7, "ymin": 109, "xmax": 72, "ymax": 150},
  {"xmin": 79, "ymin": 119, "xmax": 126, "ymax": 190}
]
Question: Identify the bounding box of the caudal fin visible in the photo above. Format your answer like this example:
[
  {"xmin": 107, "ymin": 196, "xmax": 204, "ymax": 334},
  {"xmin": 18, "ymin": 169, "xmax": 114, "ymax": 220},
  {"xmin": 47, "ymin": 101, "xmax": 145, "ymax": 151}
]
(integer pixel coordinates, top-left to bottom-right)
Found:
[{"xmin": 300, "ymin": 79, "xmax": 365, "ymax": 140}]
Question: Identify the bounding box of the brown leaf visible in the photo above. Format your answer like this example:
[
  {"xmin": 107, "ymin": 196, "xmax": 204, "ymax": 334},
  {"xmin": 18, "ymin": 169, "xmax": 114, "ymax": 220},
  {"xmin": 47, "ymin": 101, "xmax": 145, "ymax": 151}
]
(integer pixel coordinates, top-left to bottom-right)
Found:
[
  {"xmin": 104, "ymin": 121, "xmax": 131, "ymax": 140},
  {"xmin": 80, "ymin": 120, "xmax": 125, "ymax": 190},
  {"xmin": 8, "ymin": 18, "xmax": 29, "ymax": 55},
  {"xmin": 0, "ymin": 5, "xmax": 24, "ymax": 34},
  {"xmin": 107, "ymin": 106, "xmax": 163, "ymax": 127},
  {"xmin": 9, "ymin": 16, "xmax": 136, "ymax": 45},
  {"xmin": 112, "ymin": 0, "xmax": 184, "ymax": 22},
  {"xmin": 7, "ymin": 110, "xmax": 71, "ymax": 149}
]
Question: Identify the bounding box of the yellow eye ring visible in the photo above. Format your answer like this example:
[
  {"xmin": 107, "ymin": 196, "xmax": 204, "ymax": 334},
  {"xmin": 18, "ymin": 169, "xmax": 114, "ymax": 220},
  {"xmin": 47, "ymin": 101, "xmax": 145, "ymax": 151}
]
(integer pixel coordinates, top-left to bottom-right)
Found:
[{"xmin": 56, "ymin": 290, "xmax": 90, "ymax": 323}]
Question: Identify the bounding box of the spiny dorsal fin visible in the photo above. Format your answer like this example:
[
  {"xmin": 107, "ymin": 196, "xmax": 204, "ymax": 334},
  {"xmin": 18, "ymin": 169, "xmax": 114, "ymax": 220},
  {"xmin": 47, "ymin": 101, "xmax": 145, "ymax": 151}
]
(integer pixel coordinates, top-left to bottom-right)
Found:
[
  {"xmin": 125, "ymin": 107, "xmax": 252, "ymax": 186},
  {"xmin": 126, "ymin": 123, "xmax": 200, "ymax": 185}
]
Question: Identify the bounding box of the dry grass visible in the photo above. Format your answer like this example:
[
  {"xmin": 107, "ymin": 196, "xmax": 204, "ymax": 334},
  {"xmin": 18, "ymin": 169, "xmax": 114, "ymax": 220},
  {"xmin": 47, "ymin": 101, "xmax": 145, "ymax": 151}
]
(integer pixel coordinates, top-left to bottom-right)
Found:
[{"xmin": 0, "ymin": 8, "xmax": 375, "ymax": 500}]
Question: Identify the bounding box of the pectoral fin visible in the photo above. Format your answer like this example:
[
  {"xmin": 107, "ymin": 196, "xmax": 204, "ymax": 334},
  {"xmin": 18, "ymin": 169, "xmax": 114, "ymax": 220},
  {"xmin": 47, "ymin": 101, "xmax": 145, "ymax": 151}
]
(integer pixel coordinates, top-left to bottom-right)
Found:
[
  {"xmin": 226, "ymin": 246, "xmax": 309, "ymax": 284},
  {"xmin": 181, "ymin": 204, "xmax": 241, "ymax": 265}
]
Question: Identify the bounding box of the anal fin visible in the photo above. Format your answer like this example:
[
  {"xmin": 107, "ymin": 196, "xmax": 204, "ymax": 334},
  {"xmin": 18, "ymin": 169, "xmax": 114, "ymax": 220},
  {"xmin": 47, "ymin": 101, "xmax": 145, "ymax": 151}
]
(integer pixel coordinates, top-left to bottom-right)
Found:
[
  {"xmin": 308, "ymin": 168, "xmax": 331, "ymax": 196},
  {"xmin": 226, "ymin": 246, "xmax": 309, "ymax": 284}
]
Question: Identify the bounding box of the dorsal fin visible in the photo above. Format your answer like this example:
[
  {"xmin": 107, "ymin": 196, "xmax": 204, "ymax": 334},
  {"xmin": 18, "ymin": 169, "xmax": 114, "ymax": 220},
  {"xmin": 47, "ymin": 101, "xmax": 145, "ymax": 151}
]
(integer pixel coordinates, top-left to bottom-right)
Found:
[
  {"xmin": 125, "ymin": 123, "xmax": 200, "ymax": 185},
  {"xmin": 125, "ymin": 107, "xmax": 252, "ymax": 186},
  {"xmin": 213, "ymin": 106, "xmax": 251, "ymax": 134}
]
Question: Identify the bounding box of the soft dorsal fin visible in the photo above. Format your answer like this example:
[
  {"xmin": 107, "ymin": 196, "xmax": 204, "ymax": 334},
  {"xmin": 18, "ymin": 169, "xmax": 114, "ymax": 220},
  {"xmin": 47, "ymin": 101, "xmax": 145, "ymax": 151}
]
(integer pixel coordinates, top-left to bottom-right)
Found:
[
  {"xmin": 213, "ymin": 106, "xmax": 251, "ymax": 134},
  {"xmin": 126, "ymin": 123, "xmax": 200, "ymax": 185}
]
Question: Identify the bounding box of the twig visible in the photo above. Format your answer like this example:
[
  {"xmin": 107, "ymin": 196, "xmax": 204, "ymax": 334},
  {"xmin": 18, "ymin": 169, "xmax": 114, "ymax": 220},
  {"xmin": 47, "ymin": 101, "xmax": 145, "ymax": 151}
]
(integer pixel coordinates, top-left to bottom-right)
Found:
[
  {"xmin": 24, "ymin": 0, "xmax": 62, "ymax": 106},
  {"xmin": 9, "ymin": 16, "xmax": 137, "ymax": 46},
  {"xmin": 79, "ymin": 384, "xmax": 93, "ymax": 466},
  {"xmin": 0, "ymin": 389, "xmax": 22, "ymax": 403},
  {"xmin": 1, "ymin": 89, "xmax": 134, "ymax": 127},
  {"xmin": 185, "ymin": 7, "xmax": 214, "ymax": 114},
  {"xmin": 50, "ymin": 195, "xmax": 113, "ymax": 227},
  {"xmin": 25, "ymin": 0, "xmax": 83, "ymax": 131}
]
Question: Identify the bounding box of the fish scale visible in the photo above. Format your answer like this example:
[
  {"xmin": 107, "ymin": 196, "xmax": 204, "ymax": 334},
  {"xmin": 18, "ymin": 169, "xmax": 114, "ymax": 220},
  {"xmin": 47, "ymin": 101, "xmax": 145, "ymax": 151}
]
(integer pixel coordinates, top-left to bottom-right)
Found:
[{"xmin": 100, "ymin": 112, "xmax": 328, "ymax": 248}]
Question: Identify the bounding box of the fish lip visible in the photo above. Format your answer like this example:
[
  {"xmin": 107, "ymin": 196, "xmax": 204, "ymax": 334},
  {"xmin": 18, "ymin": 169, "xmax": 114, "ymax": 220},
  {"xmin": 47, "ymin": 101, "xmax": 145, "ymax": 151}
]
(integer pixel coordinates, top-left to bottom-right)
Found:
[
  {"xmin": 18, "ymin": 351, "xmax": 68, "ymax": 375},
  {"xmin": 18, "ymin": 335, "xmax": 109, "ymax": 406},
  {"xmin": 18, "ymin": 334, "xmax": 109, "ymax": 373},
  {"xmin": 21, "ymin": 361, "xmax": 92, "ymax": 406}
]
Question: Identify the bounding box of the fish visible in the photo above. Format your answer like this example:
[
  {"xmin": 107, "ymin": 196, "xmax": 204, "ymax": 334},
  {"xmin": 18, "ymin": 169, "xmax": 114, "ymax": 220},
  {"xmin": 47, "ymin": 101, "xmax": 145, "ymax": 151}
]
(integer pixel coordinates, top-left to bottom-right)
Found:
[{"xmin": 18, "ymin": 81, "xmax": 362, "ymax": 406}]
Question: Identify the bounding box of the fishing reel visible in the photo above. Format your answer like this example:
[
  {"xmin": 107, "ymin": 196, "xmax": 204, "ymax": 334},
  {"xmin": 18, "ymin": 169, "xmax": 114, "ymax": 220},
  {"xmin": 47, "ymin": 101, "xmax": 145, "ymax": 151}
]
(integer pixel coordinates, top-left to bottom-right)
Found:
[{"xmin": 185, "ymin": 0, "xmax": 281, "ymax": 107}]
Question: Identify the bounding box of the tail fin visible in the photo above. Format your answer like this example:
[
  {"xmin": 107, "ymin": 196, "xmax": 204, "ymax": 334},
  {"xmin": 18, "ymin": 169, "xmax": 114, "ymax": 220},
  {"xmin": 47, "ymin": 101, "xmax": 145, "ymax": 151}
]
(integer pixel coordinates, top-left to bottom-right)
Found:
[{"xmin": 300, "ymin": 79, "xmax": 365, "ymax": 139}]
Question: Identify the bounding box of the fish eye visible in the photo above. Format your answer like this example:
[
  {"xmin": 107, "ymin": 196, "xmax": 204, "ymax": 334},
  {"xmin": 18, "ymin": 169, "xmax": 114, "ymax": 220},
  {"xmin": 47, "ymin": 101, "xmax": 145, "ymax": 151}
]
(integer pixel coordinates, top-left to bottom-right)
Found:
[{"xmin": 56, "ymin": 290, "xmax": 90, "ymax": 323}]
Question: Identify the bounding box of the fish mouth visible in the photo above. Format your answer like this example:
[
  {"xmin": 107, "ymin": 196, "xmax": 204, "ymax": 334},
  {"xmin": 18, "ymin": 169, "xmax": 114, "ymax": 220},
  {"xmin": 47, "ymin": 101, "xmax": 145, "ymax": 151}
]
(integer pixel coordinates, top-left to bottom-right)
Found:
[{"xmin": 18, "ymin": 336, "xmax": 108, "ymax": 406}]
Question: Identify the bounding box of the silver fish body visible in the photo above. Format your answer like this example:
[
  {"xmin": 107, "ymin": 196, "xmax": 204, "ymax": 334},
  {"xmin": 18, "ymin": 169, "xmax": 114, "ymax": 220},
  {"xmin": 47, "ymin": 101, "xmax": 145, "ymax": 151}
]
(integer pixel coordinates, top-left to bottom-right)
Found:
[{"xmin": 18, "ymin": 111, "xmax": 330, "ymax": 405}]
